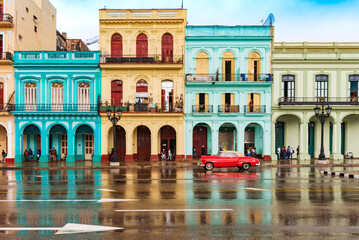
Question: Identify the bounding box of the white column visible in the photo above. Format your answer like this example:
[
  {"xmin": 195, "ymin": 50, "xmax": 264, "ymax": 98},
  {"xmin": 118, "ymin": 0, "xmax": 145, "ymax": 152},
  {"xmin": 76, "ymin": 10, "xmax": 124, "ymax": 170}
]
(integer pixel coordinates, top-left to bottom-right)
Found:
[
  {"xmin": 330, "ymin": 121, "xmax": 344, "ymax": 160},
  {"xmin": 7, "ymin": 121, "xmax": 13, "ymax": 158},
  {"xmin": 271, "ymin": 121, "xmax": 277, "ymax": 160},
  {"xmin": 298, "ymin": 121, "xmax": 310, "ymax": 160}
]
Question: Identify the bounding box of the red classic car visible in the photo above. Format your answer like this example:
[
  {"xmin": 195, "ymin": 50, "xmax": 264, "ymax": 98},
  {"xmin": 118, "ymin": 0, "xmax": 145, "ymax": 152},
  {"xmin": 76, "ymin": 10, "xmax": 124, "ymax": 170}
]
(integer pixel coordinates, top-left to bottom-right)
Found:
[{"xmin": 198, "ymin": 151, "xmax": 260, "ymax": 171}]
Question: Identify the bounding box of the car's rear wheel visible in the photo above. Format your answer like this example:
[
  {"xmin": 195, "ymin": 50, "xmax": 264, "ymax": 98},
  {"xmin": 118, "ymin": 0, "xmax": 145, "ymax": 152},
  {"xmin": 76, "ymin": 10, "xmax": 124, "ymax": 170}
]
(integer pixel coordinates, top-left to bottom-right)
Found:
[
  {"xmin": 205, "ymin": 162, "xmax": 214, "ymax": 171},
  {"xmin": 242, "ymin": 163, "xmax": 251, "ymax": 170}
]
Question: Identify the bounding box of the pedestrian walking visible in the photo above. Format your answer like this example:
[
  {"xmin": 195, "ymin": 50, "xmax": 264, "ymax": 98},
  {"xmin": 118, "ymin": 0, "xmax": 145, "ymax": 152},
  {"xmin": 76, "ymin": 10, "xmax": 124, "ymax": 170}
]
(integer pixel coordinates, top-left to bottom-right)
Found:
[
  {"xmin": 1, "ymin": 150, "xmax": 6, "ymax": 162},
  {"xmin": 24, "ymin": 149, "xmax": 29, "ymax": 161},
  {"xmin": 282, "ymin": 146, "xmax": 286, "ymax": 159},
  {"xmin": 247, "ymin": 148, "xmax": 251, "ymax": 157},
  {"xmin": 253, "ymin": 148, "xmax": 257, "ymax": 158},
  {"xmin": 161, "ymin": 149, "xmax": 166, "ymax": 160},
  {"xmin": 290, "ymin": 146, "xmax": 294, "ymax": 160},
  {"xmin": 219, "ymin": 146, "xmax": 223, "ymax": 152},
  {"xmin": 51, "ymin": 148, "xmax": 56, "ymax": 162},
  {"xmin": 91, "ymin": 149, "xmax": 94, "ymax": 160},
  {"xmin": 193, "ymin": 147, "xmax": 197, "ymax": 159},
  {"xmin": 36, "ymin": 149, "xmax": 40, "ymax": 160},
  {"xmin": 277, "ymin": 146, "xmax": 281, "ymax": 159},
  {"xmin": 28, "ymin": 148, "xmax": 33, "ymax": 161},
  {"xmin": 168, "ymin": 149, "xmax": 172, "ymax": 161},
  {"xmin": 287, "ymin": 146, "xmax": 291, "ymax": 160},
  {"xmin": 297, "ymin": 146, "xmax": 300, "ymax": 158},
  {"xmin": 201, "ymin": 145, "xmax": 206, "ymax": 157}
]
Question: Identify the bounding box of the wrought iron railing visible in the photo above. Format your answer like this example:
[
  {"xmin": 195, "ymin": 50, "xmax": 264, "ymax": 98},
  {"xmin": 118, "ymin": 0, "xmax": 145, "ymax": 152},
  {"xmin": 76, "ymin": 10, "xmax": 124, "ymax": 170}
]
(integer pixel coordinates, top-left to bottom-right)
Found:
[
  {"xmin": 278, "ymin": 97, "xmax": 359, "ymax": 105},
  {"xmin": 218, "ymin": 105, "xmax": 240, "ymax": 113},
  {"xmin": 98, "ymin": 102, "xmax": 183, "ymax": 113},
  {"xmin": 0, "ymin": 52, "xmax": 13, "ymax": 61},
  {"xmin": 192, "ymin": 105, "xmax": 213, "ymax": 113},
  {"xmin": 100, "ymin": 54, "xmax": 183, "ymax": 64},
  {"xmin": 0, "ymin": 14, "xmax": 13, "ymax": 24},
  {"xmin": 12, "ymin": 104, "xmax": 98, "ymax": 112},
  {"xmin": 185, "ymin": 73, "xmax": 272, "ymax": 82},
  {"xmin": 244, "ymin": 105, "xmax": 266, "ymax": 113}
]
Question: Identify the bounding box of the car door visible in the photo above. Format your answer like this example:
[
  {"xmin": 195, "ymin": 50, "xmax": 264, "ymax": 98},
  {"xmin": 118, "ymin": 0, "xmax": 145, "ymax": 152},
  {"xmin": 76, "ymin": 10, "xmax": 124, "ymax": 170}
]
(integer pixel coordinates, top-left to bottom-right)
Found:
[
  {"xmin": 219, "ymin": 152, "xmax": 233, "ymax": 167},
  {"xmin": 227, "ymin": 153, "xmax": 238, "ymax": 167}
]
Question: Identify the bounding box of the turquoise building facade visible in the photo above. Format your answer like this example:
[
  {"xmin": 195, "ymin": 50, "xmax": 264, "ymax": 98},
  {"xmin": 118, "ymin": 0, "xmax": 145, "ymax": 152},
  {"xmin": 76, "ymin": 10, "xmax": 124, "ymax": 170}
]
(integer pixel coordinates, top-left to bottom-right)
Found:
[
  {"xmin": 13, "ymin": 51, "xmax": 101, "ymax": 163},
  {"xmin": 185, "ymin": 25, "xmax": 273, "ymax": 160}
]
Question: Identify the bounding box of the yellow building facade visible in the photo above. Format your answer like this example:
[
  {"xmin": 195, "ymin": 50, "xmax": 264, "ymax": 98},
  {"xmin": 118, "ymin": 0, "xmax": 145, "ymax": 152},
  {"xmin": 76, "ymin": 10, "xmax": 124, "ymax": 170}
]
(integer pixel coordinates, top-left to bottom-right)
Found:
[
  {"xmin": 99, "ymin": 9, "xmax": 186, "ymax": 161},
  {"xmin": 0, "ymin": 0, "xmax": 56, "ymax": 161}
]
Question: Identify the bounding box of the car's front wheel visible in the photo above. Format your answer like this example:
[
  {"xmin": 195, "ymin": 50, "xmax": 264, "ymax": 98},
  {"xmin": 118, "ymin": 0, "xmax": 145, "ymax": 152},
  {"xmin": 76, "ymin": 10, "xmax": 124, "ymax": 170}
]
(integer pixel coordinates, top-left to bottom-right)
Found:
[
  {"xmin": 205, "ymin": 162, "xmax": 214, "ymax": 171},
  {"xmin": 242, "ymin": 163, "xmax": 251, "ymax": 170}
]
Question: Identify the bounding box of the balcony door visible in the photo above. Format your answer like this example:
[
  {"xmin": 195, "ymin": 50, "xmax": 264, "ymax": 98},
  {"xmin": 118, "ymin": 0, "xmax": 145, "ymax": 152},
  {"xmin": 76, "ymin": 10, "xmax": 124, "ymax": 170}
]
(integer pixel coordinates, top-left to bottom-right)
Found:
[
  {"xmin": 51, "ymin": 82, "xmax": 63, "ymax": 111},
  {"xmin": 111, "ymin": 80, "xmax": 123, "ymax": 106},
  {"xmin": 349, "ymin": 75, "xmax": 359, "ymax": 102},
  {"xmin": 78, "ymin": 82, "xmax": 90, "ymax": 111},
  {"xmin": 315, "ymin": 75, "xmax": 328, "ymax": 101},
  {"xmin": 25, "ymin": 82, "xmax": 37, "ymax": 111},
  {"xmin": 0, "ymin": 1, "xmax": 3, "ymax": 21},
  {"xmin": 196, "ymin": 51, "xmax": 209, "ymax": 77},
  {"xmin": 136, "ymin": 34, "xmax": 148, "ymax": 58},
  {"xmin": 161, "ymin": 33, "xmax": 173, "ymax": 63},
  {"xmin": 0, "ymin": 82, "xmax": 3, "ymax": 110},
  {"xmin": 282, "ymin": 75, "xmax": 295, "ymax": 101},
  {"xmin": 0, "ymin": 35, "xmax": 3, "ymax": 59}
]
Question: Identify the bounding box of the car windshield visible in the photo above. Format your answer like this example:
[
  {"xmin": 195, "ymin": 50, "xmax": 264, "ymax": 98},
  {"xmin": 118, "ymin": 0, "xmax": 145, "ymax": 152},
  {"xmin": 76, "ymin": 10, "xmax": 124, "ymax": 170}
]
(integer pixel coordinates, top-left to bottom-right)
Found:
[{"xmin": 215, "ymin": 152, "xmax": 221, "ymax": 156}]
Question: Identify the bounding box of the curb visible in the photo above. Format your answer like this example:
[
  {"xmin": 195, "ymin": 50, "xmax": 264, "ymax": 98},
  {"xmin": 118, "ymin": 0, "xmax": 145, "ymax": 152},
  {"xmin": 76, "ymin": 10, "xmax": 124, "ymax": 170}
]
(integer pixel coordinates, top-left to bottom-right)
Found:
[{"xmin": 320, "ymin": 170, "xmax": 359, "ymax": 179}]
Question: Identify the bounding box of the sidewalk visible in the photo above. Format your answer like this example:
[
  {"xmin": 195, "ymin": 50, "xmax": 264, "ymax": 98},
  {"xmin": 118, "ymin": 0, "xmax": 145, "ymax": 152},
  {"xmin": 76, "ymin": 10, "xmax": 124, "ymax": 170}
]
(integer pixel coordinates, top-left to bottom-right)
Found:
[{"xmin": 1, "ymin": 158, "xmax": 359, "ymax": 170}]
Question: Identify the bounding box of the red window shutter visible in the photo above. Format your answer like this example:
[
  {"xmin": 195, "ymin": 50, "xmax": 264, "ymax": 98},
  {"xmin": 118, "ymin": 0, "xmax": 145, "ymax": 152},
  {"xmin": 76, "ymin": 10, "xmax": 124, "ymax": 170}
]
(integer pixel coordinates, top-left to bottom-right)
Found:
[
  {"xmin": 136, "ymin": 34, "xmax": 148, "ymax": 58},
  {"xmin": 111, "ymin": 34, "xmax": 123, "ymax": 57},
  {"xmin": 161, "ymin": 34, "xmax": 173, "ymax": 63}
]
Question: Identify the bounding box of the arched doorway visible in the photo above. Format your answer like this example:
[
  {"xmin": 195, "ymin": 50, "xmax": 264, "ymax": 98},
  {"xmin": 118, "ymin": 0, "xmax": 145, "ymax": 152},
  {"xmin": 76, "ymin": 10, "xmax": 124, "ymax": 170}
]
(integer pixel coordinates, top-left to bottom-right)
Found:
[
  {"xmin": 23, "ymin": 125, "xmax": 41, "ymax": 160},
  {"xmin": 193, "ymin": 124, "xmax": 211, "ymax": 159},
  {"xmin": 108, "ymin": 126, "xmax": 126, "ymax": 162},
  {"xmin": 161, "ymin": 33, "xmax": 173, "ymax": 63},
  {"xmin": 75, "ymin": 125, "xmax": 94, "ymax": 160},
  {"xmin": 275, "ymin": 115, "xmax": 301, "ymax": 159},
  {"xmin": 161, "ymin": 81, "xmax": 173, "ymax": 112},
  {"xmin": 244, "ymin": 123, "xmax": 263, "ymax": 157},
  {"xmin": 111, "ymin": 80, "xmax": 123, "ymax": 106},
  {"xmin": 49, "ymin": 125, "xmax": 67, "ymax": 160},
  {"xmin": 159, "ymin": 126, "xmax": 176, "ymax": 160},
  {"xmin": 0, "ymin": 125, "xmax": 7, "ymax": 157},
  {"xmin": 136, "ymin": 126, "xmax": 151, "ymax": 161},
  {"xmin": 219, "ymin": 123, "xmax": 237, "ymax": 151},
  {"xmin": 111, "ymin": 33, "xmax": 123, "ymax": 57},
  {"xmin": 136, "ymin": 33, "xmax": 148, "ymax": 57}
]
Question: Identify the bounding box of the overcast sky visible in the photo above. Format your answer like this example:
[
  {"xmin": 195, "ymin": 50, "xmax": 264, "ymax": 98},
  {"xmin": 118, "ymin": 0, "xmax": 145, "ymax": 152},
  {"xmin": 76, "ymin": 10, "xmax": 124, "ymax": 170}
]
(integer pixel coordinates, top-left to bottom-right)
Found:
[{"xmin": 51, "ymin": 0, "xmax": 359, "ymax": 50}]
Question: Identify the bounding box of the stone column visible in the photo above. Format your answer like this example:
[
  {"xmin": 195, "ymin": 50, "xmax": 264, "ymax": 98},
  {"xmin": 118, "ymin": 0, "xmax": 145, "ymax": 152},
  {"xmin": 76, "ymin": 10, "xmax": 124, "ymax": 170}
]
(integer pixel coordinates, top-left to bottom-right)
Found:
[
  {"xmin": 150, "ymin": 129, "xmax": 159, "ymax": 161},
  {"xmin": 66, "ymin": 129, "xmax": 75, "ymax": 163},
  {"xmin": 39, "ymin": 131, "xmax": 49, "ymax": 163},
  {"xmin": 125, "ymin": 129, "xmax": 133, "ymax": 161},
  {"xmin": 271, "ymin": 121, "xmax": 277, "ymax": 161},
  {"xmin": 211, "ymin": 128, "xmax": 219, "ymax": 156},
  {"xmin": 7, "ymin": 121, "xmax": 13, "ymax": 159},
  {"xmin": 298, "ymin": 121, "xmax": 310, "ymax": 160}
]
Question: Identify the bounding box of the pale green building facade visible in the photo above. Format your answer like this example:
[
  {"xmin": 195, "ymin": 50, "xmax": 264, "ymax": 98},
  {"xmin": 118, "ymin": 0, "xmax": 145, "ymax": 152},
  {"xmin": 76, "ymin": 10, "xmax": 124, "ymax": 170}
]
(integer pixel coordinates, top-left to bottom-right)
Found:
[{"xmin": 272, "ymin": 42, "xmax": 359, "ymax": 160}]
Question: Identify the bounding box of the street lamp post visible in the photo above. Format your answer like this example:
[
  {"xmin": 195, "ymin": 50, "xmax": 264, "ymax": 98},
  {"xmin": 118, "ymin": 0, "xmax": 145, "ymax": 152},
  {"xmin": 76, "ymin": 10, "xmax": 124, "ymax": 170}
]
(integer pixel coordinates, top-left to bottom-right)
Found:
[
  {"xmin": 313, "ymin": 104, "xmax": 332, "ymax": 160},
  {"xmin": 106, "ymin": 105, "xmax": 122, "ymax": 162}
]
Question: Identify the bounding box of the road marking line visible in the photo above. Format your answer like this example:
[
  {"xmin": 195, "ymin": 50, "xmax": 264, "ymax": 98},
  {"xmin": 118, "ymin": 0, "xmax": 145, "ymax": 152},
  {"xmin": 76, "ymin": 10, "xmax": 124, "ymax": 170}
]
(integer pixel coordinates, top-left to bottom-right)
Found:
[
  {"xmin": 115, "ymin": 209, "xmax": 233, "ymax": 212},
  {"xmin": 98, "ymin": 188, "xmax": 116, "ymax": 192},
  {"xmin": 244, "ymin": 188, "xmax": 264, "ymax": 191},
  {"xmin": 0, "ymin": 223, "xmax": 123, "ymax": 235},
  {"xmin": 0, "ymin": 198, "xmax": 138, "ymax": 203}
]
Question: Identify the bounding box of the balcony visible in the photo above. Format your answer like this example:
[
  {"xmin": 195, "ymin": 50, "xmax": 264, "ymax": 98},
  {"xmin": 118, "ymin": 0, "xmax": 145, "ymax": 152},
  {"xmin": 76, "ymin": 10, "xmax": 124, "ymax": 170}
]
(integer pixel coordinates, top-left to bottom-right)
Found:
[
  {"xmin": 218, "ymin": 105, "xmax": 240, "ymax": 113},
  {"xmin": 192, "ymin": 105, "xmax": 213, "ymax": 113},
  {"xmin": 0, "ymin": 14, "xmax": 13, "ymax": 28},
  {"xmin": 14, "ymin": 52, "xmax": 100, "ymax": 65},
  {"xmin": 244, "ymin": 105, "xmax": 266, "ymax": 113},
  {"xmin": 100, "ymin": 54, "xmax": 183, "ymax": 64},
  {"xmin": 98, "ymin": 102, "xmax": 183, "ymax": 113},
  {"xmin": 278, "ymin": 97, "xmax": 359, "ymax": 106},
  {"xmin": 185, "ymin": 73, "xmax": 272, "ymax": 82},
  {"xmin": 12, "ymin": 104, "xmax": 98, "ymax": 113},
  {"xmin": 0, "ymin": 52, "xmax": 13, "ymax": 63}
]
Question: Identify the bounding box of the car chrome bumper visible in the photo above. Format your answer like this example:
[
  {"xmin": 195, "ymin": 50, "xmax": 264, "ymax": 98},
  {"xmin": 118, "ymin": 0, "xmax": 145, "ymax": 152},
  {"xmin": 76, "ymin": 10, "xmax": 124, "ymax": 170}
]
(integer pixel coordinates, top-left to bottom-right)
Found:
[
  {"xmin": 197, "ymin": 162, "xmax": 204, "ymax": 167},
  {"xmin": 255, "ymin": 162, "xmax": 260, "ymax": 166}
]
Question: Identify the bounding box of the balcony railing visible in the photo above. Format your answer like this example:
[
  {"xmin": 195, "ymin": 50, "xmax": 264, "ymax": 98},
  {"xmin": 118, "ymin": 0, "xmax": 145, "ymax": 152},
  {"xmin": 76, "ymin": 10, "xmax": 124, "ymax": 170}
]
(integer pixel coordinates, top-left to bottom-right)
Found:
[
  {"xmin": 0, "ymin": 52, "xmax": 12, "ymax": 61},
  {"xmin": 192, "ymin": 105, "xmax": 213, "ymax": 113},
  {"xmin": 0, "ymin": 103, "xmax": 13, "ymax": 112},
  {"xmin": 0, "ymin": 13, "xmax": 13, "ymax": 24},
  {"xmin": 279, "ymin": 97, "xmax": 359, "ymax": 106},
  {"xmin": 218, "ymin": 105, "xmax": 240, "ymax": 113},
  {"xmin": 13, "ymin": 104, "xmax": 98, "ymax": 112},
  {"xmin": 244, "ymin": 105, "xmax": 266, "ymax": 113},
  {"xmin": 186, "ymin": 73, "xmax": 272, "ymax": 82},
  {"xmin": 100, "ymin": 55, "xmax": 183, "ymax": 64},
  {"xmin": 98, "ymin": 102, "xmax": 183, "ymax": 113}
]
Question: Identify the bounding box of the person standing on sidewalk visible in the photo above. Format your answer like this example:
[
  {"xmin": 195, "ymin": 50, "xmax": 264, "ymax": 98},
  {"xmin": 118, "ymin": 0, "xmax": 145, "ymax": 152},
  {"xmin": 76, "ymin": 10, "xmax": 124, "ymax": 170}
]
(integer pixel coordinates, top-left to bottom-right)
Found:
[
  {"xmin": 202, "ymin": 146, "xmax": 206, "ymax": 157},
  {"xmin": 28, "ymin": 148, "xmax": 33, "ymax": 161},
  {"xmin": 297, "ymin": 146, "xmax": 300, "ymax": 158},
  {"xmin": 193, "ymin": 147, "xmax": 197, "ymax": 159},
  {"xmin": 1, "ymin": 150, "xmax": 6, "ymax": 162},
  {"xmin": 287, "ymin": 146, "xmax": 291, "ymax": 160},
  {"xmin": 277, "ymin": 146, "xmax": 281, "ymax": 159},
  {"xmin": 168, "ymin": 149, "xmax": 172, "ymax": 161}
]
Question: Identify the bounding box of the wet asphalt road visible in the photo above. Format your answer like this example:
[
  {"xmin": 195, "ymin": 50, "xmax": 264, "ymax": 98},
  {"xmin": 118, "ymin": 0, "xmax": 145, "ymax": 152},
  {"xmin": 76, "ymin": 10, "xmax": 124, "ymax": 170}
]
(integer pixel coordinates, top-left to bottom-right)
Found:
[{"xmin": 0, "ymin": 165, "xmax": 358, "ymax": 239}]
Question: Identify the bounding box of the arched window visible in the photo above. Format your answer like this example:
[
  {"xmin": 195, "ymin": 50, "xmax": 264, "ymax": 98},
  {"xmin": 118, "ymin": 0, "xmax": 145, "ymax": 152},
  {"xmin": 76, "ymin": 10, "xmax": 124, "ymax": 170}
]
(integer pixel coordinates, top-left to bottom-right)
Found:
[
  {"xmin": 25, "ymin": 82, "xmax": 37, "ymax": 111},
  {"xmin": 136, "ymin": 34, "xmax": 148, "ymax": 57},
  {"xmin": 135, "ymin": 80, "xmax": 149, "ymax": 111},
  {"xmin": 111, "ymin": 80, "xmax": 123, "ymax": 106},
  {"xmin": 248, "ymin": 51, "xmax": 261, "ymax": 81},
  {"xmin": 162, "ymin": 33, "xmax": 173, "ymax": 63},
  {"xmin": 78, "ymin": 82, "xmax": 90, "ymax": 111},
  {"xmin": 315, "ymin": 75, "xmax": 328, "ymax": 101},
  {"xmin": 136, "ymin": 80, "xmax": 148, "ymax": 93},
  {"xmin": 111, "ymin": 34, "xmax": 123, "ymax": 57},
  {"xmin": 222, "ymin": 51, "xmax": 235, "ymax": 81},
  {"xmin": 196, "ymin": 51, "xmax": 209, "ymax": 76},
  {"xmin": 282, "ymin": 75, "xmax": 295, "ymax": 101},
  {"xmin": 51, "ymin": 82, "xmax": 63, "ymax": 111},
  {"xmin": 349, "ymin": 75, "xmax": 359, "ymax": 102}
]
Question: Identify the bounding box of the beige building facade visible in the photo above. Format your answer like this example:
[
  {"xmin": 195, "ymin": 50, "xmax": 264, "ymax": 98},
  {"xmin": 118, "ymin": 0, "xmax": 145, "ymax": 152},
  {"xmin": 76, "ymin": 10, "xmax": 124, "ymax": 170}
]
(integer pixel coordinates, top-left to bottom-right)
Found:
[
  {"xmin": 272, "ymin": 42, "xmax": 359, "ymax": 161},
  {"xmin": 0, "ymin": 0, "xmax": 56, "ymax": 161},
  {"xmin": 99, "ymin": 9, "xmax": 186, "ymax": 161}
]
